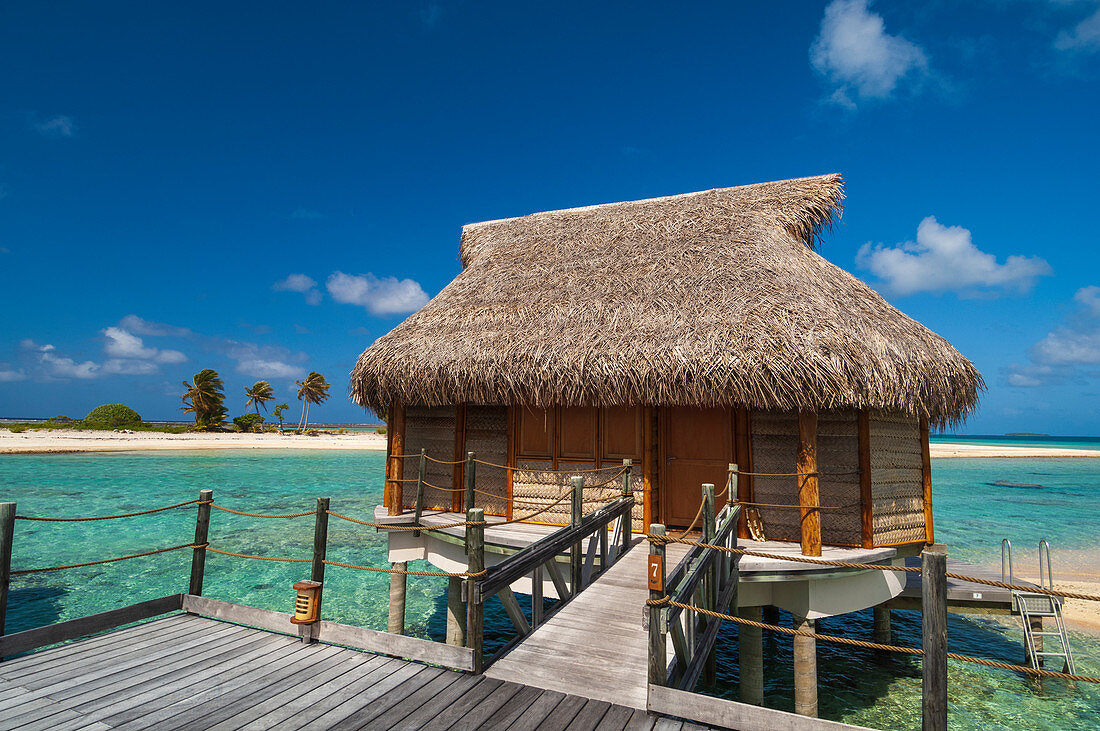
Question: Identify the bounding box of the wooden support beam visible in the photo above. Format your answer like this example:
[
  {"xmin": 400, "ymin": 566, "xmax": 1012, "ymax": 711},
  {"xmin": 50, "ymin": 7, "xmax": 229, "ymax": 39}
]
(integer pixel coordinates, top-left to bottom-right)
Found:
[
  {"xmin": 464, "ymin": 452, "xmax": 476, "ymax": 513},
  {"xmin": 739, "ymin": 606, "xmax": 764, "ymax": 705},
  {"xmin": 386, "ymin": 400, "xmax": 406, "ymax": 515},
  {"xmin": 465, "ymin": 507, "xmax": 485, "ymax": 673},
  {"xmin": 388, "ymin": 562, "xmax": 407, "ymax": 635},
  {"xmin": 189, "ymin": 489, "xmax": 212, "ymax": 596},
  {"xmin": 797, "ymin": 410, "xmax": 822, "ymax": 557},
  {"xmin": 570, "ymin": 476, "xmax": 583, "ymax": 593},
  {"xmin": 446, "ymin": 576, "xmax": 466, "ymax": 646},
  {"xmin": 497, "ymin": 586, "xmax": 531, "ymax": 636},
  {"xmin": 873, "ymin": 604, "xmax": 891, "ymax": 646},
  {"xmin": 702, "ymin": 483, "xmax": 717, "ymax": 686},
  {"xmin": 858, "ymin": 410, "xmax": 874, "ymax": 549},
  {"xmin": 922, "ymin": 545, "xmax": 948, "ymax": 731},
  {"xmin": 920, "ymin": 416, "xmax": 934, "ymax": 545},
  {"xmin": 648, "ymin": 523, "xmax": 667, "ymax": 687},
  {"xmin": 793, "ymin": 615, "xmax": 818, "ymax": 717}
]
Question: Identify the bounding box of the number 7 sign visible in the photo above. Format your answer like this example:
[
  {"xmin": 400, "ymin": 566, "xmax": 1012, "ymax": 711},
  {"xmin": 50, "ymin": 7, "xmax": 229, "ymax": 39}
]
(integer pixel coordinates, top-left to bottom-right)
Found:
[{"xmin": 648, "ymin": 554, "xmax": 664, "ymax": 591}]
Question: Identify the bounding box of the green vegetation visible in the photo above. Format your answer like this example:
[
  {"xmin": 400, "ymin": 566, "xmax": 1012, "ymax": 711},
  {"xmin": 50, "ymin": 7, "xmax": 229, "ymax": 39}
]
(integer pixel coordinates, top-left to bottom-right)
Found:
[
  {"xmin": 244, "ymin": 380, "xmax": 275, "ymax": 415},
  {"xmin": 294, "ymin": 371, "xmax": 330, "ymax": 433},
  {"xmin": 84, "ymin": 404, "xmax": 143, "ymax": 427},
  {"xmin": 47, "ymin": 415, "xmax": 75, "ymax": 424},
  {"xmin": 232, "ymin": 413, "xmax": 265, "ymax": 433},
  {"xmin": 181, "ymin": 368, "xmax": 228, "ymax": 430},
  {"xmin": 2, "ymin": 421, "xmax": 189, "ymax": 433},
  {"xmin": 272, "ymin": 403, "xmax": 290, "ymax": 433}
]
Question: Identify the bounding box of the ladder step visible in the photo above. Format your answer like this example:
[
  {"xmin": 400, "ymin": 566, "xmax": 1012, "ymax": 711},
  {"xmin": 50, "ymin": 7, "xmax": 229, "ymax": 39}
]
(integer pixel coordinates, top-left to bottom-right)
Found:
[
  {"xmin": 1031, "ymin": 632, "xmax": 1064, "ymax": 636},
  {"xmin": 1035, "ymin": 651, "xmax": 1069, "ymax": 657}
]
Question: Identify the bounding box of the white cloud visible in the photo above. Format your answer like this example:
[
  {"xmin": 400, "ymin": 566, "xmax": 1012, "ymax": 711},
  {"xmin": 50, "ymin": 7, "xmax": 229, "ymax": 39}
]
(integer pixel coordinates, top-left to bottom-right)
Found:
[
  {"xmin": 32, "ymin": 343, "xmax": 100, "ymax": 380},
  {"xmin": 0, "ymin": 367, "xmax": 27, "ymax": 382},
  {"xmin": 273, "ymin": 274, "xmax": 322, "ymax": 305},
  {"xmin": 1007, "ymin": 286, "xmax": 1100, "ymax": 387},
  {"xmin": 1055, "ymin": 5, "xmax": 1100, "ymax": 52},
  {"xmin": 235, "ymin": 359, "xmax": 306, "ymax": 379},
  {"xmin": 118, "ymin": 315, "xmax": 191, "ymax": 337},
  {"xmin": 326, "ymin": 272, "xmax": 429, "ymax": 316},
  {"xmin": 810, "ymin": 0, "xmax": 928, "ymax": 104},
  {"xmin": 102, "ymin": 359, "xmax": 159, "ymax": 376},
  {"xmin": 102, "ymin": 326, "xmax": 187, "ymax": 367},
  {"xmin": 856, "ymin": 216, "xmax": 1052, "ymax": 297},
  {"xmin": 34, "ymin": 115, "xmax": 76, "ymax": 138}
]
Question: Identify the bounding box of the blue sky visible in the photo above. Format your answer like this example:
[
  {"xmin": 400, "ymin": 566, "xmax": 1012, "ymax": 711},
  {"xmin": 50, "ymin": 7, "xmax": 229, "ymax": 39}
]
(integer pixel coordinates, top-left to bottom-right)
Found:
[{"xmin": 1, "ymin": 1, "xmax": 1099, "ymax": 432}]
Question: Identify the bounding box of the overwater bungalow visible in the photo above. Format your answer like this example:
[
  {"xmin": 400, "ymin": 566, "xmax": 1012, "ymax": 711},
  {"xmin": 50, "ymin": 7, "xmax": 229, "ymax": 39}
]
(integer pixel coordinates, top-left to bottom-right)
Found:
[{"xmin": 350, "ymin": 173, "xmax": 984, "ymax": 715}]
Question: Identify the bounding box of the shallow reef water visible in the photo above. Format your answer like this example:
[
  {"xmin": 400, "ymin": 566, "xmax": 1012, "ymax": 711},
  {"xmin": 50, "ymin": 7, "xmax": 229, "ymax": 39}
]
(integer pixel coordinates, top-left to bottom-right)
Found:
[{"xmin": 2, "ymin": 449, "xmax": 1099, "ymax": 729}]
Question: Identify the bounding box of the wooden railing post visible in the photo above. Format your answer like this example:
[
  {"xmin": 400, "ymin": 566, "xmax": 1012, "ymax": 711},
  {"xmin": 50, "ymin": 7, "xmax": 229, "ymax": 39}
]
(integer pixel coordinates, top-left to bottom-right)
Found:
[
  {"xmin": 648, "ymin": 523, "xmax": 667, "ymax": 686},
  {"xmin": 189, "ymin": 489, "xmax": 212, "ymax": 596},
  {"xmin": 465, "ymin": 507, "xmax": 485, "ymax": 673},
  {"xmin": 0, "ymin": 502, "xmax": 14, "ymax": 640},
  {"xmin": 702, "ymin": 483, "xmax": 717, "ymax": 686},
  {"xmin": 570, "ymin": 476, "xmax": 583, "ymax": 593},
  {"xmin": 621, "ymin": 459, "xmax": 633, "ymax": 554},
  {"xmin": 311, "ymin": 497, "xmax": 329, "ymax": 584},
  {"xmin": 413, "ymin": 449, "xmax": 426, "ymax": 536},
  {"xmin": 922, "ymin": 544, "xmax": 948, "ymax": 731},
  {"xmin": 464, "ymin": 452, "xmax": 476, "ymax": 512}
]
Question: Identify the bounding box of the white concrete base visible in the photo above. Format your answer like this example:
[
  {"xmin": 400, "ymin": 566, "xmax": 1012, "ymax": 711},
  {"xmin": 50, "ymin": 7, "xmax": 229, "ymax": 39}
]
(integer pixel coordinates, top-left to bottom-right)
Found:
[{"xmin": 738, "ymin": 561, "xmax": 906, "ymax": 620}]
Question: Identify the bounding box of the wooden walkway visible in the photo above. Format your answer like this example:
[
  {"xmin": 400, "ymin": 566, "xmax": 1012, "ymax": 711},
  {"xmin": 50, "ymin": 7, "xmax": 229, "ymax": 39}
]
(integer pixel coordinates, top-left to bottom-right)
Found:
[
  {"xmin": 486, "ymin": 538, "xmax": 689, "ymax": 710},
  {"xmin": 0, "ymin": 613, "xmax": 717, "ymax": 731},
  {"xmin": 888, "ymin": 555, "xmax": 1046, "ymax": 614}
]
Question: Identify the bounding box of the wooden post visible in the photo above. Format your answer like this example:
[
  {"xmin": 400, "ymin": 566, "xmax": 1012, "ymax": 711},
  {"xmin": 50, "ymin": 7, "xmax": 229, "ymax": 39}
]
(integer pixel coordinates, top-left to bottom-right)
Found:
[
  {"xmin": 622, "ymin": 459, "xmax": 633, "ymax": 554},
  {"xmin": 920, "ymin": 416, "xmax": 934, "ymax": 545},
  {"xmin": 531, "ymin": 563, "xmax": 544, "ymax": 628},
  {"xmin": 413, "ymin": 449, "xmax": 426, "ymax": 536},
  {"xmin": 0, "ymin": 502, "xmax": 13, "ymax": 639},
  {"xmin": 466, "ymin": 507, "xmax": 485, "ymax": 673},
  {"xmin": 386, "ymin": 400, "xmax": 406, "ymax": 516},
  {"xmin": 388, "ymin": 563, "xmax": 407, "ymax": 635},
  {"xmin": 464, "ymin": 452, "xmax": 476, "ymax": 513},
  {"xmin": 311, "ymin": 497, "xmax": 329, "ymax": 585},
  {"xmin": 873, "ymin": 604, "xmax": 892, "ymax": 645},
  {"xmin": 793, "ymin": 615, "xmax": 818, "ymax": 717},
  {"xmin": 570, "ymin": 476, "xmax": 583, "ymax": 593},
  {"xmin": 796, "ymin": 410, "xmax": 821, "ymax": 557},
  {"xmin": 446, "ymin": 576, "xmax": 466, "ymax": 646},
  {"xmin": 702, "ymin": 482, "xmax": 718, "ymax": 685},
  {"xmin": 189, "ymin": 489, "xmax": 212, "ymax": 596},
  {"xmin": 858, "ymin": 410, "xmax": 874, "ymax": 549},
  {"xmin": 922, "ymin": 545, "xmax": 947, "ymax": 731},
  {"xmin": 648, "ymin": 523, "xmax": 667, "ymax": 686},
  {"xmin": 739, "ymin": 606, "xmax": 764, "ymax": 705}
]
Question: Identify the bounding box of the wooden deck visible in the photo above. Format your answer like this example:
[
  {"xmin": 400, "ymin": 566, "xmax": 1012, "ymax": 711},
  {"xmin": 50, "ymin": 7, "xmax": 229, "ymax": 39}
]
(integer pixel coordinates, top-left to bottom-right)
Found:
[
  {"xmin": 486, "ymin": 538, "xmax": 690, "ymax": 710},
  {"xmin": 887, "ymin": 555, "xmax": 1046, "ymax": 614},
  {"xmin": 0, "ymin": 613, "xmax": 718, "ymax": 731}
]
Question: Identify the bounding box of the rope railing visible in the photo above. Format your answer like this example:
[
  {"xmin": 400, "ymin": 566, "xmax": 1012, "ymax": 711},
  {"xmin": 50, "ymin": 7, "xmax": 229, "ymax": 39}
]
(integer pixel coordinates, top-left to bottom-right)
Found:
[
  {"xmin": 649, "ymin": 598, "xmax": 1100, "ymax": 684},
  {"xmin": 201, "ymin": 544, "xmax": 487, "ymax": 577},
  {"xmin": 205, "ymin": 502, "xmax": 315, "ymax": 519},
  {"xmin": 11, "ymin": 543, "xmax": 199, "ymax": 575},
  {"xmin": 14, "ymin": 499, "xmax": 201, "ymax": 522}
]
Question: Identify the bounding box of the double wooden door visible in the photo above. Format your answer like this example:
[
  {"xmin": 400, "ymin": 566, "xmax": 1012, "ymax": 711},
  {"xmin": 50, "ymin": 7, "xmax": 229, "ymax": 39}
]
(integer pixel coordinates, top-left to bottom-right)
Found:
[{"xmin": 658, "ymin": 406, "xmax": 734, "ymax": 527}]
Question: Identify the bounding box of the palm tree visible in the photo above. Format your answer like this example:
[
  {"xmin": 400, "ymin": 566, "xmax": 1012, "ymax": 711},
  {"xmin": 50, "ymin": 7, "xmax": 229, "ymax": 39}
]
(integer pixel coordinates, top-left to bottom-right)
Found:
[
  {"xmin": 244, "ymin": 380, "xmax": 275, "ymax": 415},
  {"xmin": 181, "ymin": 368, "xmax": 227, "ymax": 430},
  {"xmin": 294, "ymin": 371, "xmax": 330, "ymax": 433}
]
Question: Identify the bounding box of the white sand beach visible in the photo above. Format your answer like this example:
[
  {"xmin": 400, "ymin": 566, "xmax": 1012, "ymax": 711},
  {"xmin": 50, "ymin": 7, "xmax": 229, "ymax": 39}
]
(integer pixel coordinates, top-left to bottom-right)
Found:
[
  {"xmin": 0, "ymin": 428, "xmax": 387, "ymax": 454},
  {"xmin": 929, "ymin": 442, "xmax": 1100, "ymax": 458}
]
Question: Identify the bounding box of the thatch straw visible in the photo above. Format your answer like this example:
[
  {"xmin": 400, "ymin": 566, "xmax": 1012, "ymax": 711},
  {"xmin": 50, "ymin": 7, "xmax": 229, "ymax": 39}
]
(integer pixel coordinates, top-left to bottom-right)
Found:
[{"xmin": 351, "ymin": 174, "xmax": 982, "ymax": 426}]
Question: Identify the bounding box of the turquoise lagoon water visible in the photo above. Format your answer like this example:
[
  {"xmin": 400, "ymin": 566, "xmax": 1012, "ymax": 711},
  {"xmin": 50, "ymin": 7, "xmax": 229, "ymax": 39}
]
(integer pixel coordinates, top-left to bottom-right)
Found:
[{"xmin": 2, "ymin": 448, "xmax": 1099, "ymax": 729}]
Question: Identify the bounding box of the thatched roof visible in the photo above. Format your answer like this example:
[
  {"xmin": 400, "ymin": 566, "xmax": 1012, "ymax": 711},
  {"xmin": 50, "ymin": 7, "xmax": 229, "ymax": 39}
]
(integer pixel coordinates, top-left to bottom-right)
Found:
[{"xmin": 351, "ymin": 174, "xmax": 982, "ymax": 425}]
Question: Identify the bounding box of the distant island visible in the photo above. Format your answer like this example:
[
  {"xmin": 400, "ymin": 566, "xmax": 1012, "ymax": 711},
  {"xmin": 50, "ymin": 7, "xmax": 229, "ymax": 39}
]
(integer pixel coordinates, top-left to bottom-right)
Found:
[{"xmin": 1004, "ymin": 432, "xmax": 1050, "ymax": 437}]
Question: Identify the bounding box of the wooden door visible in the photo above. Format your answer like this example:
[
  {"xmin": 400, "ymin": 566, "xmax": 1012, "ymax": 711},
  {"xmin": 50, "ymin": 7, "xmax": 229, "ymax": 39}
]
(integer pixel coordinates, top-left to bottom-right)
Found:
[{"xmin": 659, "ymin": 406, "xmax": 734, "ymax": 527}]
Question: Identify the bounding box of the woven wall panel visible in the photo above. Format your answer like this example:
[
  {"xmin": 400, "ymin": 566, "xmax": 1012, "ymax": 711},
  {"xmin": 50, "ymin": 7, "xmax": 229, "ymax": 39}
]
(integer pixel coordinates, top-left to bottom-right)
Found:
[
  {"xmin": 512, "ymin": 460, "xmax": 643, "ymax": 529},
  {"xmin": 750, "ymin": 411, "xmax": 801, "ymax": 542},
  {"xmin": 465, "ymin": 405, "xmax": 509, "ymax": 516},
  {"xmin": 403, "ymin": 405, "xmax": 456, "ymax": 512},
  {"xmin": 869, "ymin": 411, "xmax": 925, "ymax": 544}
]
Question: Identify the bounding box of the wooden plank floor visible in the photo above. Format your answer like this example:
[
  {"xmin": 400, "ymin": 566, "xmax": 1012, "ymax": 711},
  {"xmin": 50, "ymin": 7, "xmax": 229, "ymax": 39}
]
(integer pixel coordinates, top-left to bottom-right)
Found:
[
  {"xmin": 485, "ymin": 538, "xmax": 690, "ymax": 711},
  {"xmin": 890, "ymin": 555, "xmax": 1049, "ymax": 613},
  {"xmin": 0, "ymin": 614, "xmax": 718, "ymax": 730}
]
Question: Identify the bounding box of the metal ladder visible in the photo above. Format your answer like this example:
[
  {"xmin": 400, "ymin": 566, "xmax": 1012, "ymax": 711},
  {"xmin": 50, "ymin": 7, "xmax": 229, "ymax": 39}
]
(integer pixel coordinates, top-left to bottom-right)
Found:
[{"xmin": 1003, "ymin": 539, "xmax": 1076, "ymax": 673}]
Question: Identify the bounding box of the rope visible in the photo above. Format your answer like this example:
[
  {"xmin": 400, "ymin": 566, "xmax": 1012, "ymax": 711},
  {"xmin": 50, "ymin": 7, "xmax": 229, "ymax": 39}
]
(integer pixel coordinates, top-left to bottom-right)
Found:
[
  {"xmin": 473, "ymin": 458, "xmax": 628, "ymax": 475},
  {"xmin": 205, "ymin": 546, "xmax": 310, "ymax": 562},
  {"xmin": 327, "ymin": 510, "xmax": 482, "ymax": 531},
  {"xmin": 731, "ymin": 470, "xmax": 863, "ymax": 477},
  {"xmin": 672, "ymin": 500, "xmax": 706, "ymax": 540},
  {"xmin": 15, "ymin": 500, "xmax": 200, "ymax": 522},
  {"xmin": 733, "ymin": 501, "xmax": 842, "ymax": 510},
  {"xmin": 941, "ymin": 574, "xmax": 1100, "ymax": 603},
  {"xmin": 652, "ymin": 599, "xmax": 1100, "ymax": 683},
  {"xmin": 207, "ymin": 503, "xmax": 315, "ymax": 519},
  {"xmin": 12, "ymin": 543, "xmax": 198, "ymax": 574},
  {"xmin": 322, "ymin": 560, "xmax": 486, "ymax": 578}
]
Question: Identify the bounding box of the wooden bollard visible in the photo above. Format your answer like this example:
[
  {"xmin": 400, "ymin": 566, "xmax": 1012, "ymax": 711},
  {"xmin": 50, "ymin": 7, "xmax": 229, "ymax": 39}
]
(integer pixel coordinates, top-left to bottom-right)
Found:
[
  {"xmin": 570, "ymin": 476, "xmax": 583, "ymax": 593},
  {"xmin": 873, "ymin": 603, "xmax": 892, "ymax": 646},
  {"xmin": 647, "ymin": 523, "xmax": 667, "ymax": 686},
  {"xmin": 702, "ymin": 483, "xmax": 717, "ymax": 686},
  {"xmin": 922, "ymin": 545, "xmax": 948, "ymax": 731},
  {"xmin": 465, "ymin": 507, "xmax": 485, "ymax": 673},
  {"xmin": 0, "ymin": 502, "xmax": 14, "ymax": 640},
  {"xmin": 464, "ymin": 452, "xmax": 476, "ymax": 513},
  {"xmin": 793, "ymin": 615, "xmax": 818, "ymax": 717},
  {"xmin": 189, "ymin": 490, "xmax": 212, "ymax": 596},
  {"xmin": 311, "ymin": 497, "xmax": 329, "ymax": 584}
]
